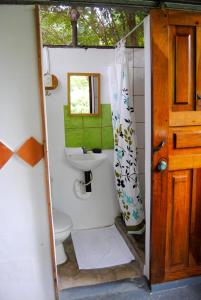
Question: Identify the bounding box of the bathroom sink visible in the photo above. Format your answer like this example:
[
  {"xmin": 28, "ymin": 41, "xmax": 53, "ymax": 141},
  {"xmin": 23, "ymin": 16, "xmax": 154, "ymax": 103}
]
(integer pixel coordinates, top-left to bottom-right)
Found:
[{"xmin": 65, "ymin": 151, "xmax": 106, "ymax": 171}]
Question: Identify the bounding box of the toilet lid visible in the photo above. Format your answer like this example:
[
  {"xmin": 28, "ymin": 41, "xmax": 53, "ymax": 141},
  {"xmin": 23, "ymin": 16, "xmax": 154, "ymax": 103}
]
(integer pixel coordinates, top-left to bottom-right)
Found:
[{"xmin": 53, "ymin": 209, "xmax": 72, "ymax": 233}]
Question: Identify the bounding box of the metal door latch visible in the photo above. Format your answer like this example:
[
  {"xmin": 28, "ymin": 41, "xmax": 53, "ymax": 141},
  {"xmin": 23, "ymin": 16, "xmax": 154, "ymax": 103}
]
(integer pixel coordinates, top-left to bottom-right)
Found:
[{"xmin": 153, "ymin": 140, "xmax": 166, "ymax": 153}]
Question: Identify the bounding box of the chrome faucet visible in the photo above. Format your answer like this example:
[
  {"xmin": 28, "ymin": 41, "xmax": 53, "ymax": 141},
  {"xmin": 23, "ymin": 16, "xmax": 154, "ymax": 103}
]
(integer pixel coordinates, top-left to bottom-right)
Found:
[{"xmin": 82, "ymin": 147, "xmax": 88, "ymax": 154}]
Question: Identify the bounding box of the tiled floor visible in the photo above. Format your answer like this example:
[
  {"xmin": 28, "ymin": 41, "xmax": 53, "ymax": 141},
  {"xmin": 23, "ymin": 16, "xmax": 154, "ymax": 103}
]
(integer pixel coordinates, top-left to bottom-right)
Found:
[{"xmin": 57, "ymin": 237, "xmax": 142, "ymax": 290}]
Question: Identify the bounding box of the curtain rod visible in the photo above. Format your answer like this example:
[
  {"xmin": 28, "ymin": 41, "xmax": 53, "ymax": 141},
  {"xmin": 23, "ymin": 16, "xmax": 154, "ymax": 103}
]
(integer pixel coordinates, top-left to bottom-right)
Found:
[{"xmin": 116, "ymin": 19, "xmax": 144, "ymax": 46}]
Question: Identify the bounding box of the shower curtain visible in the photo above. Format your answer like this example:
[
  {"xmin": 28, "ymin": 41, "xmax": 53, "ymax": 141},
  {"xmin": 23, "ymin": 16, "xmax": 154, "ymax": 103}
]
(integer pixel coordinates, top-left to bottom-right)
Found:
[{"xmin": 109, "ymin": 42, "xmax": 145, "ymax": 234}]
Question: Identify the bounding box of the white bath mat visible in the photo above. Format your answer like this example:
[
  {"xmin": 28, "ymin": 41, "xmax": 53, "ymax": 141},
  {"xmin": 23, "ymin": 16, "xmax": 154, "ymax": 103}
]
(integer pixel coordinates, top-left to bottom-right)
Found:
[{"xmin": 71, "ymin": 225, "xmax": 135, "ymax": 269}]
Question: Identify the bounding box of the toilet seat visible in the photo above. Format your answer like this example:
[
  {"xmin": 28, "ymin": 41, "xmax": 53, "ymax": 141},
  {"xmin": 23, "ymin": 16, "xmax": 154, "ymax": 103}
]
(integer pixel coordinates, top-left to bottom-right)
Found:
[{"xmin": 53, "ymin": 209, "xmax": 72, "ymax": 234}]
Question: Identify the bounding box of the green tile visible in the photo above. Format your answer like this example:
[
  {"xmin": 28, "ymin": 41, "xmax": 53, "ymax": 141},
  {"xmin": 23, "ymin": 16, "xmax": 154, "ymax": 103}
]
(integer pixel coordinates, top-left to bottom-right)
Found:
[
  {"xmin": 64, "ymin": 105, "xmax": 83, "ymax": 129},
  {"xmin": 64, "ymin": 105, "xmax": 68, "ymax": 115},
  {"xmin": 83, "ymin": 128, "xmax": 102, "ymax": 149},
  {"xmin": 64, "ymin": 104, "xmax": 114, "ymax": 149},
  {"xmin": 102, "ymin": 127, "xmax": 114, "ymax": 149},
  {"xmin": 64, "ymin": 133, "xmax": 68, "ymax": 147},
  {"xmin": 101, "ymin": 104, "xmax": 112, "ymax": 127},
  {"xmin": 83, "ymin": 115, "xmax": 101, "ymax": 128},
  {"xmin": 66, "ymin": 129, "xmax": 83, "ymax": 147},
  {"xmin": 64, "ymin": 106, "xmax": 68, "ymax": 131}
]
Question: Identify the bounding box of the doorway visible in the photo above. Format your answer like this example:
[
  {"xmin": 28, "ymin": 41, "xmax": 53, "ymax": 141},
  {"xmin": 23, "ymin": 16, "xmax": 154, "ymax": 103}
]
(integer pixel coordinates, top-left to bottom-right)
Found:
[{"xmin": 37, "ymin": 4, "xmax": 147, "ymax": 295}]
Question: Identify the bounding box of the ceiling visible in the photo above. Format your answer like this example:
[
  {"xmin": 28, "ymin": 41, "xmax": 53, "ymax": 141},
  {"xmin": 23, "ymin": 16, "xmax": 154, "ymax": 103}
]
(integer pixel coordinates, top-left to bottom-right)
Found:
[{"xmin": 1, "ymin": 0, "xmax": 201, "ymax": 11}]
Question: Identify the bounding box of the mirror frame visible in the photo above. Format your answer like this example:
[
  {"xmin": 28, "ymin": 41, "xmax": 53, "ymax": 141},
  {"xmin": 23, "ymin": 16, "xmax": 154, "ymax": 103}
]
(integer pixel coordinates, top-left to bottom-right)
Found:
[{"xmin": 67, "ymin": 72, "xmax": 101, "ymax": 116}]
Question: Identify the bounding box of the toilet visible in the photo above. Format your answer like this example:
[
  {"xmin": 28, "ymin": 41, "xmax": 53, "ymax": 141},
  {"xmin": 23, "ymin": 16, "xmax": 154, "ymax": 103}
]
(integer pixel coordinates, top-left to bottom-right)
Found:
[{"xmin": 53, "ymin": 208, "xmax": 73, "ymax": 265}]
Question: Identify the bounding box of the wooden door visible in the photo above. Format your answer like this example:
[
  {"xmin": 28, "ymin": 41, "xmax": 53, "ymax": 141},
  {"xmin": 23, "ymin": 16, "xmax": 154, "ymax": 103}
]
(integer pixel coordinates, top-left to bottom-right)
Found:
[{"xmin": 151, "ymin": 10, "xmax": 201, "ymax": 284}]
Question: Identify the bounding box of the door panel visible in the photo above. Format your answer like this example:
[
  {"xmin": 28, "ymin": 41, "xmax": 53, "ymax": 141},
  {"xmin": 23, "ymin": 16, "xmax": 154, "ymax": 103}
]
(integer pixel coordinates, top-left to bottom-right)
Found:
[
  {"xmin": 170, "ymin": 26, "xmax": 195, "ymax": 111},
  {"xmin": 189, "ymin": 169, "xmax": 201, "ymax": 266},
  {"xmin": 166, "ymin": 170, "xmax": 192, "ymax": 271},
  {"xmin": 196, "ymin": 27, "xmax": 201, "ymax": 111},
  {"xmin": 170, "ymin": 111, "xmax": 201, "ymax": 126},
  {"xmin": 174, "ymin": 131, "xmax": 201, "ymax": 149},
  {"xmin": 151, "ymin": 9, "xmax": 201, "ymax": 284}
]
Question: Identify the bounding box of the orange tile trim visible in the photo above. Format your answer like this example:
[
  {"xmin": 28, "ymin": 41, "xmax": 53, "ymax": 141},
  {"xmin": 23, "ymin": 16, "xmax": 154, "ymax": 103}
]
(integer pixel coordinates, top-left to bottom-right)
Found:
[
  {"xmin": 16, "ymin": 137, "xmax": 44, "ymax": 167},
  {"xmin": 0, "ymin": 137, "xmax": 44, "ymax": 169},
  {"xmin": 0, "ymin": 142, "xmax": 13, "ymax": 169}
]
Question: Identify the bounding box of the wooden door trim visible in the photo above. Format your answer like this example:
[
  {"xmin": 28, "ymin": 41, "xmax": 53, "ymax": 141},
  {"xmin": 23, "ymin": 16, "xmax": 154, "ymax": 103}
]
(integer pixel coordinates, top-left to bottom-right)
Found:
[
  {"xmin": 196, "ymin": 27, "xmax": 201, "ymax": 111},
  {"xmin": 170, "ymin": 111, "xmax": 201, "ymax": 126},
  {"xmin": 35, "ymin": 5, "xmax": 59, "ymax": 300},
  {"xmin": 165, "ymin": 266, "xmax": 201, "ymax": 281},
  {"xmin": 150, "ymin": 9, "xmax": 169, "ymax": 284},
  {"xmin": 168, "ymin": 10, "xmax": 201, "ymax": 26}
]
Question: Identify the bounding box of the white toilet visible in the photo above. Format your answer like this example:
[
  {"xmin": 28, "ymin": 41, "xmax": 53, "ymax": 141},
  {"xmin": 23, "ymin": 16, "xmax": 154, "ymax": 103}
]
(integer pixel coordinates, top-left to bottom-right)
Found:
[{"xmin": 53, "ymin": 208, "xmax": 73, "ymax": 265}]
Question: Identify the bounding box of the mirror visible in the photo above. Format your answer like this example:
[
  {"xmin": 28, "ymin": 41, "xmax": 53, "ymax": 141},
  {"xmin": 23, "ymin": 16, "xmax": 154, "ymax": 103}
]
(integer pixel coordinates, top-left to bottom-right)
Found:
[{"xmin": 68, "ymin": 73, "xmax": 100, "ymax": 115}]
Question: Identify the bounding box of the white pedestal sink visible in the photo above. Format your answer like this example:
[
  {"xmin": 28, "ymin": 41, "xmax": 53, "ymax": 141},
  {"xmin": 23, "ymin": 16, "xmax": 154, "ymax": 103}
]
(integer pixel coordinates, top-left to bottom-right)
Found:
[{"xmin": 64, "ymin": 150, "xmax": 106, "ymax": 171}]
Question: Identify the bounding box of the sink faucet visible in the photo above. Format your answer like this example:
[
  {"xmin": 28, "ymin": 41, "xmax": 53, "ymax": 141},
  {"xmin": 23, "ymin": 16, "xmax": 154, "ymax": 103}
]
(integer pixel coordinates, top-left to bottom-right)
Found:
[{"xmin": 82, "ymin": 147, "xmax": 88, "ymax": 154}]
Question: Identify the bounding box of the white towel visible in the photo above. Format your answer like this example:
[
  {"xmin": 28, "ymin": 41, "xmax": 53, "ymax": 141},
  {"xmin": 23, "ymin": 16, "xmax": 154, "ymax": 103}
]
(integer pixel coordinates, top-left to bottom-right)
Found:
[{"xmin": 71, "ymin": 225, "xmax": 135, "ymax": 269}]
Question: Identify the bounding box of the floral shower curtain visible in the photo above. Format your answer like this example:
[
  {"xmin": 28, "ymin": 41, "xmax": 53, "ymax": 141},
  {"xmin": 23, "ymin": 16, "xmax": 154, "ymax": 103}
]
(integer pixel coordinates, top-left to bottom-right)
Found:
[{"xmin": 109, "ymin": 42, "xmax": 145, "ymax": 234}]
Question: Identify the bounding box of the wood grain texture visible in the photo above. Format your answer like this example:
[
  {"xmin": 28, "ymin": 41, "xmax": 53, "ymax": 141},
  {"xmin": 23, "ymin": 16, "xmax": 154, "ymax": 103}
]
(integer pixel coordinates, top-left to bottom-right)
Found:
[
  {"xmin": 175, "ymin": 34, "xmax": 190, "ymax": 104},
  {"xmin": 169, "ymin": 25, "xmax": 195, "ymax": 112},
  {"xmin": 151, "ymin": 9, "xmax": 201, "ymax": 284},
  {"xmin": 175, "ymin": 27, "xmax": 195, "ymax": 109},
  {"xmin": 169, "ymin": 154, "xmax": 201, "ymax": 170},
  {"xmin": 165, "ymin": 265, "xmax": 201, "ymax": 281},
  {"xmin": 168, "ymin": 10, "xmax": 201, "ymax": 26},
  {"xmin": 189, "ymin": 169, "xmax": 201, "ymax": 266},
  {"xmin": 175, "ymin": 131, "xmax": 201, "ymax": 148},
  {"xmin": 165, "ymin": 171, "xmax": 192, "ymax": 272},
  {"xmin": 35, "ymin": 5, "xmax": 59, "ymax": 300},
  {"xmin": 196, "ymin": 27, "xmax": 201, "ymax": 111},
  {"xmin": 169, "ymin": 127, "xmax": 201, "ymax": 155},
  {"xmin": 170, "ymin": 111, "xmax": 201, "ymax": 126},
  {"xmin": 0, "ymin": 142, "xmax": 13, "ymax": 169},
  {"xmin": 150, "ymin": 9, "xmax": 169, "ymax": 284}
]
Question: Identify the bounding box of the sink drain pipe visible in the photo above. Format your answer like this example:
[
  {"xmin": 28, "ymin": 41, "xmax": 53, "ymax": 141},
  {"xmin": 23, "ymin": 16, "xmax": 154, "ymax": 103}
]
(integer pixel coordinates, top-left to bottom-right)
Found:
[{"xmin": 74, "ymin": 171, "xmax": 93, "ymax": 200}]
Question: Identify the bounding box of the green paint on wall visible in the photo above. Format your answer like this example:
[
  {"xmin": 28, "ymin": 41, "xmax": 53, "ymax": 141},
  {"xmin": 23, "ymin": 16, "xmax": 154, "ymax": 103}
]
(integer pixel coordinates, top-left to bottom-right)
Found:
[{"xmin": 64, "ymin": 104, "xmax": 114, "ymax": 149}]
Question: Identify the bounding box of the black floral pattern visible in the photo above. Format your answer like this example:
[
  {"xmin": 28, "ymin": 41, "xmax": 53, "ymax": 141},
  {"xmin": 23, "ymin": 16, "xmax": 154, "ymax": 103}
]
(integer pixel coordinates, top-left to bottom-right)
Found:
[{"xmin": 111, "ymin": 65, "xmax": 145, "ymax": 232}]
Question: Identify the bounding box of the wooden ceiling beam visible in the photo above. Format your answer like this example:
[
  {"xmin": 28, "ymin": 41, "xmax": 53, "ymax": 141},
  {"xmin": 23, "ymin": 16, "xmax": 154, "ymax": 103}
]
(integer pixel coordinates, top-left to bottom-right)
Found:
[
  {"xmin": 1, "ymin": 0, "xmax": 201, "ymax": 12},
  {"xmin": 0, "ymin": 0, "xmax": 156, "ymax": 8}
]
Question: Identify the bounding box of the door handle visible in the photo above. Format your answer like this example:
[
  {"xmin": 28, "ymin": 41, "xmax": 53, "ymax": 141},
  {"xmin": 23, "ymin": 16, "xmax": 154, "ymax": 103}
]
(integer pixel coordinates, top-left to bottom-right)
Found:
[
  {"xmin": 157, "ymin": 159, "xmax": 167, "ymax": 172},
  {"xmin": 153, "ymin": 140, "xmax": 166, "ymax": 153}
]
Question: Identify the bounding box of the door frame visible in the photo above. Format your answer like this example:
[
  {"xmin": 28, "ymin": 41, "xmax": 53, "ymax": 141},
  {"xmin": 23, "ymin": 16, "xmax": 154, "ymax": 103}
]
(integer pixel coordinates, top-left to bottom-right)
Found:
[
  {"xmin": 35, "ymin": 4, "xmax": 173, "ymax": 296},
  {"xmin": 150, "ymin": 9, "xmax": 169, "ymax": 284},
  {"xmin": 35, "ymin": 4, "xmax": 171, "ymax": 293},
  {"xmin": 35, "ymin": 5, "xmax": 59, "ymax": 300},
  {"xmin": 36, "ymin": 5, "xmax": 151, "ymax": 296}
]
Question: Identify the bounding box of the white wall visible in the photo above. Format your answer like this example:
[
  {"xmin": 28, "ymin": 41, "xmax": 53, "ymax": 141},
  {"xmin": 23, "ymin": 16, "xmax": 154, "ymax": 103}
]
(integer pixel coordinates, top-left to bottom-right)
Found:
[
  {"xmin": 0, "ymin": 6, "xmax": 55, "ymax": 300},
  {"xmin": 45, "ymin": 48, "xmax": 119, "ymax": 230},
  {"xmin": 45, "ymin": 47, "xmax": 145, "ymax": 230}
]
